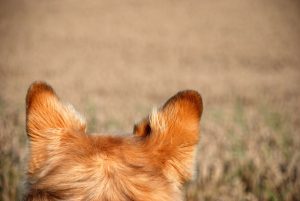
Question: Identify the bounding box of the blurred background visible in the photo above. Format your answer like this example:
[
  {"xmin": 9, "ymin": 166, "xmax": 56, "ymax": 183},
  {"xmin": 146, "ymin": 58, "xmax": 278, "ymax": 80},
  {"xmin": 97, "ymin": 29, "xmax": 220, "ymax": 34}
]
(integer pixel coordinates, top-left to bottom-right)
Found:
[{"xmin": 0, "ymin": 0, "xmax": 299, "ymax": 200}]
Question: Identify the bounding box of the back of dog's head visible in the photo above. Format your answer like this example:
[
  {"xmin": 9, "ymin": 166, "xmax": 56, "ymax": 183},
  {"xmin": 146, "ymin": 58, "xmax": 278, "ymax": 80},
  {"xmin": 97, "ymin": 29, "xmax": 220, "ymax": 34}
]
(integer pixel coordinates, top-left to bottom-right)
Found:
[{"xmin": 25, "ymin": 81, "xmax": 203, "ymax": 201}]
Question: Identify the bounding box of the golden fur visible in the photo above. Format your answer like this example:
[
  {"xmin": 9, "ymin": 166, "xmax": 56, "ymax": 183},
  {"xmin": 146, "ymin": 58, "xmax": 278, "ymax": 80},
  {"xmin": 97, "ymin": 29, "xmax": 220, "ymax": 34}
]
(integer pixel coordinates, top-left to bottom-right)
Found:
[{"xmin": 24, "ymin": 81, "xmax": 203, "ymax": 201}]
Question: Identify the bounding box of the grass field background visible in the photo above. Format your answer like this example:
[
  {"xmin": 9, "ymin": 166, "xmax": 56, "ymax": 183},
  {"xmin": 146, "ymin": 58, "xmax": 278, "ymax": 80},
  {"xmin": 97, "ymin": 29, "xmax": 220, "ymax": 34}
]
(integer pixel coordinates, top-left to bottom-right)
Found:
[{"xmin": 0, "ymin": 0, "xmax": 300, "ymax": 200}]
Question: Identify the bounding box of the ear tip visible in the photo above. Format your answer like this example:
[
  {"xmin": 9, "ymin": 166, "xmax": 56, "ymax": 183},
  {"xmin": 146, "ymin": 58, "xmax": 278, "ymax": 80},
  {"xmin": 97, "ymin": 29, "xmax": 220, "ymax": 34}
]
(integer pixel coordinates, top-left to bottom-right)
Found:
[
  {"xmin": 26, "ymin": 81, "xmax": 55, "ymax": 108},
  {"xmin": 175, "ymin": 90, "xmax": 203, "ymax": 117}
]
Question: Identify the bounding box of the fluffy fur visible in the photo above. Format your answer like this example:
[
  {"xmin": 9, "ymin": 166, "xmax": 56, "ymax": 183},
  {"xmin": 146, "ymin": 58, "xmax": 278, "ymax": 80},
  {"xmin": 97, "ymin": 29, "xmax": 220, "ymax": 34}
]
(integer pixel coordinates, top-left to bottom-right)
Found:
[{"xmin": 24, "ymin": 81, "xmax": 203, "ymax": 201}]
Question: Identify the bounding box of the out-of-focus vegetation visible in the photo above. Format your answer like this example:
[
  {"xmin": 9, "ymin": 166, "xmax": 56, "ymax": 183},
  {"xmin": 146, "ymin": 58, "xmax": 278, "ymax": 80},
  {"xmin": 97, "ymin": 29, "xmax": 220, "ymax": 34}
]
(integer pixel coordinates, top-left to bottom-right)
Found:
[{"xmin": 0, "ymin": 0, "xmax": 299, "ymax": 200}]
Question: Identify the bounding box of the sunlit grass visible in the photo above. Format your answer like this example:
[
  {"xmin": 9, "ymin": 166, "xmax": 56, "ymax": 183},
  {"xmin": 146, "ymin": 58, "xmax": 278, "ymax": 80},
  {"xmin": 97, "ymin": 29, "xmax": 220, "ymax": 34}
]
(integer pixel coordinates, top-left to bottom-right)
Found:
[{"xmin": 185, "ymin": 99, "xmax": 299, "ymax": 201}]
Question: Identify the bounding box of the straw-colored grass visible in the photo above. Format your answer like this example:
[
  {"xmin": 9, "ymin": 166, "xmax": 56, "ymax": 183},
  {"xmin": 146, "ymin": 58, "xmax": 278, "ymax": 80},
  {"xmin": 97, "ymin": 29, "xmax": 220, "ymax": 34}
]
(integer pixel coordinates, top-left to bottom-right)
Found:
[{"xmin": 1, "ymin": 0, "xmax": 299, "ymax": 200}]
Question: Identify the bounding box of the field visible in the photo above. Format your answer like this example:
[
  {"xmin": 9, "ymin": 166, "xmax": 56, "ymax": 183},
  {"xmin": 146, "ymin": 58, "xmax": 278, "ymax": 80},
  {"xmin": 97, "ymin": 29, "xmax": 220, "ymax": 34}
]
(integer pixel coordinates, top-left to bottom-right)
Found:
[{"xmin": 0, "ymin": 0, "xmax": 300, "ymax": 200}]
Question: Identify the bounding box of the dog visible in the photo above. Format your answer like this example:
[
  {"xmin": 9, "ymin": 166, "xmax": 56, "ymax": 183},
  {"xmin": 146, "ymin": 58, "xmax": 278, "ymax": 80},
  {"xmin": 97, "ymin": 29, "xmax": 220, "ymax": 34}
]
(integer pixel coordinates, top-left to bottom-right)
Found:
[{"xmin": 24, "ymin": 81, "xmax": 203, "ymax": 201}]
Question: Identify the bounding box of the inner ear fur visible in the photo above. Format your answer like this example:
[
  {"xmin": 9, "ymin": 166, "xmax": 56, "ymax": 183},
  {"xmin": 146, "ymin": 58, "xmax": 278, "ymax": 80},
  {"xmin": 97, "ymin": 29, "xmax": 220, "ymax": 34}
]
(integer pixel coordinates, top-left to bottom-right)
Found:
[{"xmin": 133, "ymin": 117, "xmax": 151, "ymax": 137}]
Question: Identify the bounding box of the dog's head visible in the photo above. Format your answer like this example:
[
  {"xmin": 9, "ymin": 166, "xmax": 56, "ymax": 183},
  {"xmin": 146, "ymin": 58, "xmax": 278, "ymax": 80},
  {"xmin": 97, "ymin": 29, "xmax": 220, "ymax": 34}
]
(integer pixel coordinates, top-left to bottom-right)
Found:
[{"xmin": 25, "ymin": 81, "xmax": 203, "ymax": 201}]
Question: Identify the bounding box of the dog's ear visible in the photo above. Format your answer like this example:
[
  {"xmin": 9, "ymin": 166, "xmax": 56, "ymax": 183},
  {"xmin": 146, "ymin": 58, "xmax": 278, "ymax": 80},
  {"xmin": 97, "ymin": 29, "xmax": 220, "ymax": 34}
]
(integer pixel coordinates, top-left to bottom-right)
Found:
[
  {"xmin": 159, "ymin": 90, "xmax": 202, "ymax": 145},
  {"xmin": 26, "ymin": 81, "xmax": 86, "ymax": 174},
  {"xmin": 133, "ymin": 118, "xmax": 151, "ymax": 137},
  {"xmin": 26, "ymin": 81, "xmax": 86, "ymax": 136},
  {"xmin": 135, "ymin": 90, "xmax": 202, "ymax": 145},
  {"xmin": 135, "ymin": 90, "xmax": 203, "ymax": 182}
]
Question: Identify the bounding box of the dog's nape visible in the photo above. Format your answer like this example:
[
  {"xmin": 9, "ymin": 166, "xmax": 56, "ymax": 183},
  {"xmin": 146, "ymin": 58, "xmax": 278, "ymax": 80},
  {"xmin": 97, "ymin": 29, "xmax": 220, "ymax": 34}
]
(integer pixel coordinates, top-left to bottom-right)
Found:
[{"xmin": 25, "ymin": 81, "xmax": 203, "ymax": 201}]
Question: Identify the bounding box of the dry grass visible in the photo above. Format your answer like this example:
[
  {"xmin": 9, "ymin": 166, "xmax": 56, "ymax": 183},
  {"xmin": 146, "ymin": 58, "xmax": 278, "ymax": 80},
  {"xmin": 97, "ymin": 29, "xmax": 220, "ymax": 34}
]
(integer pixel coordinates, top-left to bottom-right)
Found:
[{"xmin": 0, "ymin": 0, "xmax": 300, "ymax": 200}]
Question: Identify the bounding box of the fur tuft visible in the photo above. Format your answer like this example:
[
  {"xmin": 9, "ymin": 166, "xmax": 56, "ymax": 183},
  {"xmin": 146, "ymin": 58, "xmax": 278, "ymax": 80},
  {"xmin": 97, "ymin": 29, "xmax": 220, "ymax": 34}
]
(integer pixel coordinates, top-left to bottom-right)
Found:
[{"xmin": 149, "ymin": 108, "xmax": 167, "ymax": 133}]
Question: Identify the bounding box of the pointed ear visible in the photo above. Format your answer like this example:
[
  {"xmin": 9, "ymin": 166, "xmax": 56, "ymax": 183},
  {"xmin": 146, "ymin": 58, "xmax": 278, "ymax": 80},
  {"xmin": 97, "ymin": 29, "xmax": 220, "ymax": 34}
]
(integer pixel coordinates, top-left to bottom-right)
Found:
[
  {"xmin": 26, "ymin": 81, "xmax": 86, "ymax": 138},
  {"xmin": 135, "ymin": 90, "xmax": 203, "ymax": 183},
  {"xmin": 139, "ymin": 90, "xmax": 203, "ymax": 146},
  {"xmin": 26, "ymin": 81, "xmax": 86, "ymax": 174},
  {"xmin": 160, "ymin": 90, "xmax": 203, "ymax": 145}
]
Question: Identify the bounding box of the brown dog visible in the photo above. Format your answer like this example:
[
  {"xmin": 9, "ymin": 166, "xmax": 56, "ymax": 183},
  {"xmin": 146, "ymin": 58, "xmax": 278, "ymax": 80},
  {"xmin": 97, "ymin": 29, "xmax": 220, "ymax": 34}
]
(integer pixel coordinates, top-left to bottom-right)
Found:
[{"xmin": 24, "ymin": 81, "xmax": 203, "ymax": 201}]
